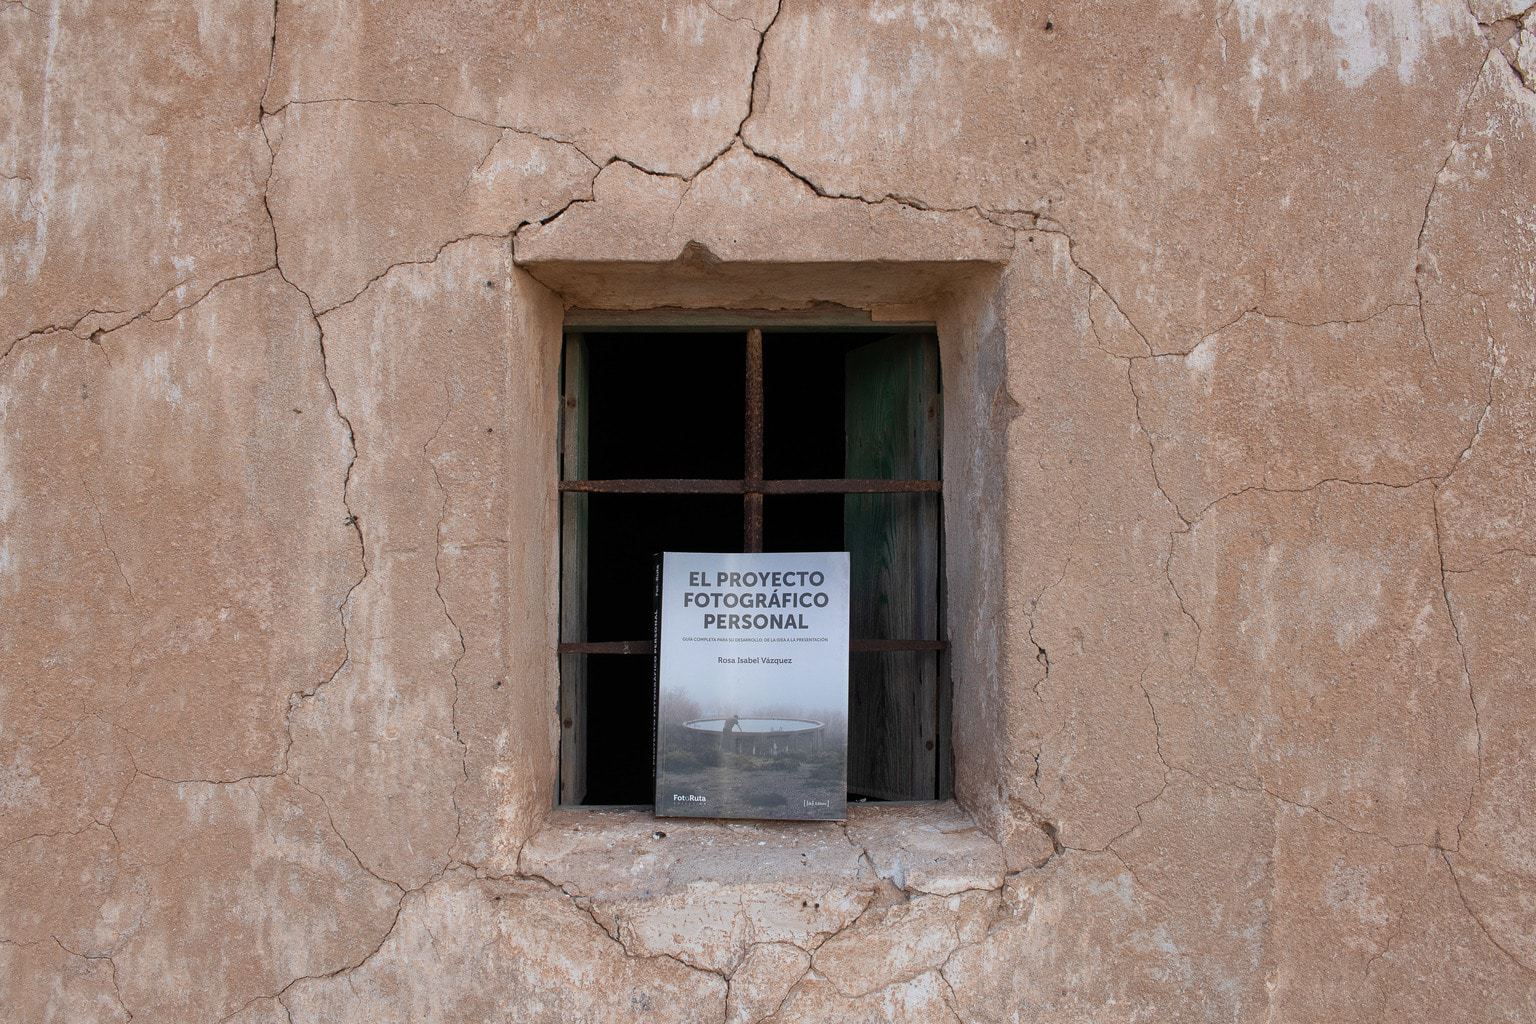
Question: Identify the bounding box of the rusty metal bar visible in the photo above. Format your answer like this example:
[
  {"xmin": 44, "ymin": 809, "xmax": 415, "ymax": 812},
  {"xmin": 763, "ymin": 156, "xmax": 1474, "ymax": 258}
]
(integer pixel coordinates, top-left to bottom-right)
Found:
[
  {"xmin": 559, "ymin": 479, "xmax": 745, "ymax": 494},
  {"xmin": 558, "ymin": 638, "xmax": 948, "ymax": 656},
  {"xmin": 847, "ymin": 639, "xmax": 948, "ymax": 652},
  {"xmin": 744, "ymin": 327, "xmax": 764, "ymax": 551},
  {"xmin": 558, "ymin": 478, "xmax": 941, "ymax": 495},
  {"xmin": 558, "ymin": 640, "xmax": 654, "ymax": 655},
  {"xmin": 759, "ymin": 479, "xmax": 942, "ymax": 495}
]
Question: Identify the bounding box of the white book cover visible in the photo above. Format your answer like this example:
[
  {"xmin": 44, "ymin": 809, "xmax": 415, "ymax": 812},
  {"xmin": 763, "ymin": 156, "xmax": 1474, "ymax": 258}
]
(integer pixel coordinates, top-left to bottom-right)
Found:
[{"xmin": 653, "ymin": 551, "xmax": 850, "ymax": 820}]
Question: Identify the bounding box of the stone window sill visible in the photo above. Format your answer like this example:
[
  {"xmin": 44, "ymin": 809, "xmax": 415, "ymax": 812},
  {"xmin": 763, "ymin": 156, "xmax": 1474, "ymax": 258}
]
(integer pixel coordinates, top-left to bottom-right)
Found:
[{"xmin": 515, "ymin": 801, "xmax": 1008, "ymax": 976}]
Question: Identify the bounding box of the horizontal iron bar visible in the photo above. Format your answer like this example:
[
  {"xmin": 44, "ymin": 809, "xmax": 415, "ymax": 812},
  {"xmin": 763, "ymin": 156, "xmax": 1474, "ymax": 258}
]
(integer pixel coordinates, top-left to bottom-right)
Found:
[
  {"xmin": 762, "ymin": 479, "xmax": 942, "ymax": 495},
  {"xmin": 560, "ymin": 479, "xmax": 742, "ymax": 494},
  {"xmin": 560, "ymin": 640, "xmax": 654, "ymax": 656},
  {"xmin": 559, "ymin": 478, "xmax": 942, "ymax": 495},
  {"xmin": 850, "ymin": 639, "xmax": 948, "ymax": 652},
  {"xmin": 558, "ymin": 639, "xmax": 948, "ymax": 656}
]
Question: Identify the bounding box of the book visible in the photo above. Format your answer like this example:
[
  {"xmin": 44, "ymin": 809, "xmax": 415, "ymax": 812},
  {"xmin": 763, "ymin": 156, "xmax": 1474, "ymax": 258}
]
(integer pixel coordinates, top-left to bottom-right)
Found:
[{"xmin": 653, "ymin": 551, "xmax": 850, "ymax": 821}]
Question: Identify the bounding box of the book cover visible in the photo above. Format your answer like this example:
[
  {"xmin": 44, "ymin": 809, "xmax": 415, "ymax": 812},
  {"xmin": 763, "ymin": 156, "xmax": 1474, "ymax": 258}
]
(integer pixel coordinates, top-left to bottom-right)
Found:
[{"xmin": 654, "ymin": 551, "xmax": 850, "ymax": 821}]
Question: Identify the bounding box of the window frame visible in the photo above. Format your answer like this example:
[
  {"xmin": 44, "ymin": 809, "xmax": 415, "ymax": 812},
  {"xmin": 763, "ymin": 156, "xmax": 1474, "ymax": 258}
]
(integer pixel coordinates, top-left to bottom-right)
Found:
[{"xmin": 556, "ymin": 325, "xmax": 950, "ymax": 806}]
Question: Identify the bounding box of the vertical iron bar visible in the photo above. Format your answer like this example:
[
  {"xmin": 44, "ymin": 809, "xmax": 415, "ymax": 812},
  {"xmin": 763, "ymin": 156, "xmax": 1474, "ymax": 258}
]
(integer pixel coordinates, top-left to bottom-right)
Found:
[{"xmin": 744, "ymin": 327, "xmax": 764, "ymax": 551}]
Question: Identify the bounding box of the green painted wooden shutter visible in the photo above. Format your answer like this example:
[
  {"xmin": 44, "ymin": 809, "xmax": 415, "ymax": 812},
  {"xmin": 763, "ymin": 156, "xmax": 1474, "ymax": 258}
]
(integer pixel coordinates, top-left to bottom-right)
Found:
[
  {"xmin": 844, "ymin": 334, "xmax": 941, "ymax": 800},
  {"xmin": 559, "ymin": 334, "xmax": 589, "ymax": 805}
]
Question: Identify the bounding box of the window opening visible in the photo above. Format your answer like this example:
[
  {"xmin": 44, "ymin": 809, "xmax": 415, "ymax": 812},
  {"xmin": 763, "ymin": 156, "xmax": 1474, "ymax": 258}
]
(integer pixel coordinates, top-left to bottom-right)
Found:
[{"xmin": 559, "ymin": 327, "xmax": 947, "ymax": 806}]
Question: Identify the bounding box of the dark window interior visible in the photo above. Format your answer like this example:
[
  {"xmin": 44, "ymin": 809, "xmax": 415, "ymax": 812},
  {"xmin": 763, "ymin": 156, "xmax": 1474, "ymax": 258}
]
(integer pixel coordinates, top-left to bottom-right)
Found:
[{"xmin": 560, "ymin": 328, "xmax": 946, "ymax": 806}]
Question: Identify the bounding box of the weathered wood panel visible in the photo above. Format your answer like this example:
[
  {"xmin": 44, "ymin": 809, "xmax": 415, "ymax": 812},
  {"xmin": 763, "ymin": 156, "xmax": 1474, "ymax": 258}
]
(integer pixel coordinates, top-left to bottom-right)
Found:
[
  {"xmin": 559, "ymin": 334, "xmax": 590, "ymax": 805},
  {"xmin": 844, "ymin": 334, "xmax": 941, "ymax": 800}
]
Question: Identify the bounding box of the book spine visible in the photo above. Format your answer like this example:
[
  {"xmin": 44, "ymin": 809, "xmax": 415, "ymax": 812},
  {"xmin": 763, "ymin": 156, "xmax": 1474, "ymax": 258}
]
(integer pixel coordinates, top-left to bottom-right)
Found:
[{"xmin": 650, "ymin": 552, "xmax": 663, "ymax": 796}]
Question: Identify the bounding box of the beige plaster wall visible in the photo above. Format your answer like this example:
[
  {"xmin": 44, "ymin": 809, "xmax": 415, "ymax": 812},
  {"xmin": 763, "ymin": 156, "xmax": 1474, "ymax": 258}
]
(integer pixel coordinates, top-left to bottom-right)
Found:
[{"xmin": 3, "ymin": 2, "xmax": 1535, "ymax": 1021}]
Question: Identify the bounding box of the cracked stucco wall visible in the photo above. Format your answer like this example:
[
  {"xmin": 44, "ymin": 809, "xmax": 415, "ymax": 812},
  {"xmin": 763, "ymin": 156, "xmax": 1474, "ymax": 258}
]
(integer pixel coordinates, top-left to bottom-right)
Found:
[{"xmin": 3, "ymin": 1, "xmax": 1535, "ymax": 1021}]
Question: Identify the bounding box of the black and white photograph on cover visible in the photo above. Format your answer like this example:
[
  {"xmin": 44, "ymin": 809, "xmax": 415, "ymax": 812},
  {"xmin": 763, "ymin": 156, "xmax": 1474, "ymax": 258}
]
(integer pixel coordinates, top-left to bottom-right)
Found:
[{"xmin": 654, "ymin": 550, "xmax": 850, "ymax": 821}]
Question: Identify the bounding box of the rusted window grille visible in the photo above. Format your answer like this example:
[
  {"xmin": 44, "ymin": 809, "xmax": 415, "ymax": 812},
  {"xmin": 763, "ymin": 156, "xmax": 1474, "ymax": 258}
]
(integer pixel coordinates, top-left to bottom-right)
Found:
[{"xmin": 559, "ymin": 326, "xmax": 948, "ymax": 805}]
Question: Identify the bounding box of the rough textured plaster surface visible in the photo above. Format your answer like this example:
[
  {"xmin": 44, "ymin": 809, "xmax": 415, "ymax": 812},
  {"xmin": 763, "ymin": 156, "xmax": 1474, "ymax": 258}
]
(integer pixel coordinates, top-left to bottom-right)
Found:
[
  {"xmin": 2, "ymin": 0, "xmax": 274, "ymax": 345},
  {"xmin": 743, "ymin": 0, "xmax": 1490, "ymax": 350},
  {"xmin": 3, "ymin": 1, "xmax": 1536, "ymax": 1021},
  {"xmin": 264, "ymin": 100, "xmax": 595, "ymax": 313}
]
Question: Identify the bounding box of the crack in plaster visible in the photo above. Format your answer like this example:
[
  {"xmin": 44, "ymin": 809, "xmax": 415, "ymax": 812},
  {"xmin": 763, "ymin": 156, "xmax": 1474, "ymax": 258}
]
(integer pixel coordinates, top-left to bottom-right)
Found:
[
  {"xmin": 53, "ymin": 937, "xmax": 132, "ymax": 1022},
  {"xmin": 4, "ymin": 0, "xmax": 290, "ymax": 363},
  {"xmin": 0, "ymin": 820, "xmax": 109, "ymax": 859},
  {"xmin": 1470, "ymin": 1, "xmax": 1536, "ymax": 93},
  {"xmin": 262, "ymin": 0, "xmax": 280, "ymax": 113},
  {"xmin": 703, "ymin": 0, "xmax": 773, "ymax": 32},
  {"xmin": 752, "ymin": 853, "xmax": 994, "ymax": 1023},
  {"xmin": 1187, "ymin": 473, "xmax": 1445, "ymax": 523},
  {"xmin": 262, "ymin": 97, "xmax": 604, "ymax": 168},
  {"xmin": 1070, "ymin": 667, "xmax": 1178, "ymax": 859},
  {"xmin": 1070, "ymin": 750, "xmax": 1536, "ymax": 989},
  {"xmin": 1076, "ymin": 258, "xmax": 1153, "ymax": 352},
  {"xmin": 256, "ymin": 53, "xmax": 371, "ymax": 795},
  {"xmin": 484, "ymin": 863, "xmax": 739, "ymax": 993},
  {"xmin": 77, "ymin": 474, "xmax": 133, "ymax": 610},
  {"xmin": 1121, "ymin": 359, "xmax": 1192, "ymax": 529},
  {"xmin": 3, "ymin": 265, "xmax": 277, "ymax": 367},
  {"xmin": 323, "ymin": 165, "xmax": 603, "ymax": 317},
  {"xmin": 1431, "ymin": 494, "xmax": 1485, "ymax": 853},
  {"xmin": 11, "ymin": 8, "xmax": 455, "ymax": 1017},
  {"xmin": 1509, "ymin": 49, "xmax": 1536, "ymax": 91},
  {"xmin": 1363, "ymin": 912, "xmax": 1404, "ymax": 978},
  {"xmin": 424, "ymin": 394, "xmax": 471, "ymax": 856},
  {"xmin": 1469, "ymin": 0, "xmax": 1536, "ymax": 27},
  {"xmin": 0, "ymin": 816, "xmax": 147, "ymax": 978},
  {"xmin": 1415, "ymin": 47, "xmax": 1495, "ymax": 365},
  {"xmin": 690, "ymin": 0, "xmax": 784, "ymax": 179},
  {"xmin": 1440, "ymin": 849, "xmax": 1536, "ymax": 978},
  {"xmin": 934, "ymin": 968, "xmax": 966, "ymax": 1024},
  {"xmin": 1444, "ymin": 546, "xmax": 1536, "ymax": 572},
  {"xmin": 1438, "ymin": 303, "xmax": 1501, "ymax": 501},
  {"xmin": 76, "ymin": 472, "xmax": 147, "ymax": 745},
  {"xmin": 737, "ymin": 2, "xmax": 782, "ymax": 137},
  {"xmin": 288, "ymin": 776, "xmax": 409, "ymax": 895},
  {"xmin": 813, "ymin": 910, "xmax": 968, "ymax": 1002},
  {"xmin": 232, "ymin": 886, "xmax": 411, "ymax": 1024},
  {"xmin": 276, "ymin": 268, "xmax": 367, "ymax": 748},
  {"xmin": 117, "ymin": 751, "xmax": 286, "ymax": 788},
  {"xmin": 1025, "ymin": 563, "xmax": 1068, "ymax": 698},
  {"xmin": 1086, "ymin": 280, "xmax": 1153, "ymax": 357},
  {"xmin": 1189, "ymin": 762, "xmax": 1465, "ymax": 857},
  {"xmin": 994, "ymin": 264, "xmax": 1181, "ymax": 856},
  {"xmin": 312, "ymin": 231, "xmax": 508, "ymax": 318},
  {"xmin": 756, "ymin": 956, "xmax": 816, "ymax": 1023},
  {"xmin": 5, "ymin": 309, "xmax": 114, "ymax": 354}
]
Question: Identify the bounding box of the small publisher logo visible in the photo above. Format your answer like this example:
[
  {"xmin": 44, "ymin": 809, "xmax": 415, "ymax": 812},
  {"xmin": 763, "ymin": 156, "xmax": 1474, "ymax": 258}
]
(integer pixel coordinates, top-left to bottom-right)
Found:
[
  {"xmin": 671, "ymin": 794, "xmax": 707, "ymax": 803},
  {"xmin": 802, "ymin": 799, "xmax": 831, "ymax": 809}
]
